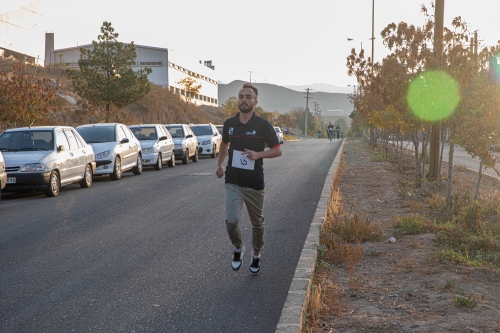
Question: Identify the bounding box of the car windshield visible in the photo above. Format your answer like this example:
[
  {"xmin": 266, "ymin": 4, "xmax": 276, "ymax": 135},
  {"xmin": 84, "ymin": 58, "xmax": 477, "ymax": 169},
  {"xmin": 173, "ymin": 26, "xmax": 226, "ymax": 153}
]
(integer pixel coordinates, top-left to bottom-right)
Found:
[
  {"xmin": 274, "ymin": 127, "xmax": 281, "ymax": 133},
  {"xmin": 77, "ymin": 126, "xmax": 115, "ymax": 143},
  {"xmin": 166, "ymin": 126, "xmax": 184, "ymax": 138},
  {"xmin": 191, "ymin": 126, "xmax": 212, "ymax": 136},
  {"xmin": 130, "ymin": 127, "xmax": 157, "ymax": 140},
  {"xmin": 0, "ymin": 130, "xmax": 54, "ymax": 151}
]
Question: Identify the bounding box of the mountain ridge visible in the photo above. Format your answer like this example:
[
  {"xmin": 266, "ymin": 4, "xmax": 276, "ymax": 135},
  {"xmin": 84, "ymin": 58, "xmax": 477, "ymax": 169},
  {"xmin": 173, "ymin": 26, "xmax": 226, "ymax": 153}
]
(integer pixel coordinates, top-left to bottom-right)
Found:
[{"xmin": 218, "ymin": 80, "xmax": 353, "ymax": 115}]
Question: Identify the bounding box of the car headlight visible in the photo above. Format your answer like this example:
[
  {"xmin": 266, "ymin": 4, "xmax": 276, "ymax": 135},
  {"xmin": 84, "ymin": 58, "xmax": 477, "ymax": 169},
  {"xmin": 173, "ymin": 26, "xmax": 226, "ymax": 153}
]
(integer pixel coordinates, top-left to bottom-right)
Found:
[
  {"xmin": 95, "ymin": 150, "xmax": 110, "ymax": 159},
  {"xmin": 20, "ymin": 163, "xmax": 46, "ymax": 172},
  {"xmin": 143, "ymin": 147, "xmax": 155, "ymax": 154},
  {"xmin": 202, "ymin": 140, "xmax": 211, "ymax": 145}
]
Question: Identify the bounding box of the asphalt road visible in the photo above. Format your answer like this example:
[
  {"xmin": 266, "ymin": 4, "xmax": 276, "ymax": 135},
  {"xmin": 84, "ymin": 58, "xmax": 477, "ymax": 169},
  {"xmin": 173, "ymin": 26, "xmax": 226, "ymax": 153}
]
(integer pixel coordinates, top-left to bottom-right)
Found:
[{"xmin": 0, "ymin": 138, "xmax": 342, "ymax": 333}]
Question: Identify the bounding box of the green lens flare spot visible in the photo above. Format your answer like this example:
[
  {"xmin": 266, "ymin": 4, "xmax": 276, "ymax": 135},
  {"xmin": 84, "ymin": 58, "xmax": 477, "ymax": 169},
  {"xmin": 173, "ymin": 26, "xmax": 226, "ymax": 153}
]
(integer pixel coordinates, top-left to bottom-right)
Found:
[{"xmin": 407, "ymin": 71, "xmax": 461, "ymax": 121}]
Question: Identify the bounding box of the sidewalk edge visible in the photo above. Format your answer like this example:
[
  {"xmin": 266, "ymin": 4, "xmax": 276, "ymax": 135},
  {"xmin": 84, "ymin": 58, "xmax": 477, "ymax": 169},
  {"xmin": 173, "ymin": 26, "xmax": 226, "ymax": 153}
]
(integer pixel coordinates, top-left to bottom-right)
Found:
[{"xmin": 275, "ymin": 139, "xmax": 346, "ymax": 333}]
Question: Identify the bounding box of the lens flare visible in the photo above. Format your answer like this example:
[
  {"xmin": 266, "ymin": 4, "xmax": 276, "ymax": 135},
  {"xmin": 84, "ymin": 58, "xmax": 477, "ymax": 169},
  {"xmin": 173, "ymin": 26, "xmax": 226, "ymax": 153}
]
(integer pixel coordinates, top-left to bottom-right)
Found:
[
  {"xmin": 490, "ymin": 55, "xmax": 500, "ymax": 82},
  {"xmin": 407, "ymin": 71, "xmax": 461, "ymax": 121}
]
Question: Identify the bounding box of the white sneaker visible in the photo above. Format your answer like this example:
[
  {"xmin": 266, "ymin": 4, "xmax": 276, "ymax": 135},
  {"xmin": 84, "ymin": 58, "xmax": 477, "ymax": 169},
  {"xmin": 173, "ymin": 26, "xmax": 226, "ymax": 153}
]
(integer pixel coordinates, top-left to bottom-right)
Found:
[{"xmin": 231, "ymin": 244, "xmax": 245, "ymax": 270}]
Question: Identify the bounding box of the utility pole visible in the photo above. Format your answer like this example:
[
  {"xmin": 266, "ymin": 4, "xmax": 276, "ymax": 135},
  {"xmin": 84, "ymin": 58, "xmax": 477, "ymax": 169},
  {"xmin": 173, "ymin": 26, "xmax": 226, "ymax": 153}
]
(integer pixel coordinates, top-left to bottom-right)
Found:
[
  {"xmin": 429, "ymin": 0, "xmax": 445, "ymax": 179},
  {"xmin": 304, "ymin": 88, "xmax": 313, "ymax": 138},
  {"xmin": 371, "ymin": 0, "xmax": 375, "ymax": 68}
]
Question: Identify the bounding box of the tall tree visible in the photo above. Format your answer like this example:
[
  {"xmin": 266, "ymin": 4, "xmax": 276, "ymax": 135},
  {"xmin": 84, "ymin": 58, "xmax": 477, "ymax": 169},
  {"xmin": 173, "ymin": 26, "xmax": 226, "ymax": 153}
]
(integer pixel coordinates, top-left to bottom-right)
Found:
[
  {"xmin": 67, "ymin": 21, "xmax": 152, "ymax": 122},
  {"xmin": 0, "ymin": 61, "xmax": 58, "ymax": 128}
]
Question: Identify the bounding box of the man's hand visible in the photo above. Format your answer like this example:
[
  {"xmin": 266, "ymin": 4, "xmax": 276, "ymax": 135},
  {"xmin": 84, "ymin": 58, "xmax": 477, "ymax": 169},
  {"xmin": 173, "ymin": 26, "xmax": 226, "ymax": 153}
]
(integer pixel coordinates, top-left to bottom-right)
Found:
[
  {"xmin": 241, "ymin": 149, "xmax": 260, "ymax": 161},
  {"xmin": 216, "ymin": 165, "xmax": 224, "ymax": 178}
]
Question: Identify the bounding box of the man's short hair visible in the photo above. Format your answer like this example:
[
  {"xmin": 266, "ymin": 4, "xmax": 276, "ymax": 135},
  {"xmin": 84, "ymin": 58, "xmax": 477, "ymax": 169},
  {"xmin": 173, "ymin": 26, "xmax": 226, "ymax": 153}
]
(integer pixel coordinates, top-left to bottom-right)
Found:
[{"xmin": 240, "ymin": 82, "xmax": 258, "ymax": 98}]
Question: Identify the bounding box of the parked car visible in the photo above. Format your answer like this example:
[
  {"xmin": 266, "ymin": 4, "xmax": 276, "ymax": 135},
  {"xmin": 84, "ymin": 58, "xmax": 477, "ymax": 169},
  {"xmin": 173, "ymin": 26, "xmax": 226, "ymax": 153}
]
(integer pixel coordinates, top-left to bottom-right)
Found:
[
  {"xmin": 129, "ymin": 124, "xmax": 175, "ymax": 170},
  {"xmin": 190, "ymin": 123, "xmax": 222, "ymax": 158},
  {"xmin": 76, "ymin": 123, "xmax": 142, "ymax": 180},
  {"xmin": 0, "ymin": 151, "xmax": 6, "ymax": 199},
  {"xmin": 0, "ymin": 126, "xmax": 96, "ymax": 197},
  {"xmin": 274, "ymin": 127, "xmax": 284, "ymax": 144},
  {"xmin": 164, "ymin": 124, "xmax": 199, "ymax": 165},
  {"xmin": 215, "ymin": 125, "xmax": 224, "ymax": 135}
]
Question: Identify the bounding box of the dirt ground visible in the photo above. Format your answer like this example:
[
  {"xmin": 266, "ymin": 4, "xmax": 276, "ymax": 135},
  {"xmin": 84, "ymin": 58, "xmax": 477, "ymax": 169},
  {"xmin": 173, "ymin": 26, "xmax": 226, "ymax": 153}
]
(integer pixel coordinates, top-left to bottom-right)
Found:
[{"xmin": 314, "ymin": 139, "xmax": 500, "ymax": 333}]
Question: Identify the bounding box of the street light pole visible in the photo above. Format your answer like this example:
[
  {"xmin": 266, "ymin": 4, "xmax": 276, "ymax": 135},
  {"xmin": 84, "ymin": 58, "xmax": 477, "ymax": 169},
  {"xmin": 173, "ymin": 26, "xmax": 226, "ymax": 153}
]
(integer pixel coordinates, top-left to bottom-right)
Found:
[{"xmin": 248, "ymin": 71, "xmax": 253, "ymax": 83}]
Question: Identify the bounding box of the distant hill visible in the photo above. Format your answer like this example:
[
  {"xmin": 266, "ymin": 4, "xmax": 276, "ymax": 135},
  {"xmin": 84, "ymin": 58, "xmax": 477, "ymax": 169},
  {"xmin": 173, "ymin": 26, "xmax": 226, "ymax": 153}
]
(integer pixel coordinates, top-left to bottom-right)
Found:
[{"xmin": 218, "ymin": 80, "xmax": 353, "ymax": 115}]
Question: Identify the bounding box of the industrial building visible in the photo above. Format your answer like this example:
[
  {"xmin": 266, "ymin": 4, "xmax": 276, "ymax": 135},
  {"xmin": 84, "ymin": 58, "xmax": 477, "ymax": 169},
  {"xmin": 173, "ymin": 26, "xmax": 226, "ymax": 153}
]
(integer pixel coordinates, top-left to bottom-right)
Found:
[{"xmin": 45, "ymin": 33, "xmax": 218, "ymax": 107}]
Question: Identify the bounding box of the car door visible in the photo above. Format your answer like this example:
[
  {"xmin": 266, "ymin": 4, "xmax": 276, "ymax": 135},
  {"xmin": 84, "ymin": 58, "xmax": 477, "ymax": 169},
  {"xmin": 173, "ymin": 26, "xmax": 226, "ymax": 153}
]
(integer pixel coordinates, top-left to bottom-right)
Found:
[
  {"xmin": 185, "ymin": 125, "xmax": 197, "ymax": 157},
  {"xmin": 157, "ymin": 126, "xmax": 169, "ymax": 162},
  {"xmin": 55, "ymin": 129, "xmax": 76, "ymax": 182},
  {"xmin": 117, "ymin": 125, "xmax": 134, "ymax": 169},
  {"xmin": 63, "ymin": 128, "xmax": 86, "ymax": 182}
]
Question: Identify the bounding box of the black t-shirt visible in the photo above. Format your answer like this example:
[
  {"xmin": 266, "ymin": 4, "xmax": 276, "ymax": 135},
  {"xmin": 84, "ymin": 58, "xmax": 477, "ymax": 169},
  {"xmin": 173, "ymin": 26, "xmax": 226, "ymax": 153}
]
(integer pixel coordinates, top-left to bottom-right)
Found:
[
  {"xmin": 327, "ymin": 124, "xmax": 334, "ymax": 131},
  {"xmin": 222, "ymin": 112, "xmax": 280, "ymax": 190}
]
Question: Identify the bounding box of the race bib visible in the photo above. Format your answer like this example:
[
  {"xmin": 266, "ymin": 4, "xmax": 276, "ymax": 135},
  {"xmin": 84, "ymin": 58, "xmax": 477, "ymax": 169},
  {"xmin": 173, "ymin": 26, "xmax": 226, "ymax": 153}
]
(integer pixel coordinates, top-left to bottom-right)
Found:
[{"xmin": 232, "ymin": 150, "xmax": 255, "ymax": 170}]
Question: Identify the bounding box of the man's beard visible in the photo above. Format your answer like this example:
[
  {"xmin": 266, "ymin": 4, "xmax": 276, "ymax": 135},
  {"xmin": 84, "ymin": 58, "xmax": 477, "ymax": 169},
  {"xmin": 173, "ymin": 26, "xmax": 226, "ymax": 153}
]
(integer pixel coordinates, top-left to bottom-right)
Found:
[{"xmin": 238, "ymin": 103, "xmax": 253, "ymax": 113}]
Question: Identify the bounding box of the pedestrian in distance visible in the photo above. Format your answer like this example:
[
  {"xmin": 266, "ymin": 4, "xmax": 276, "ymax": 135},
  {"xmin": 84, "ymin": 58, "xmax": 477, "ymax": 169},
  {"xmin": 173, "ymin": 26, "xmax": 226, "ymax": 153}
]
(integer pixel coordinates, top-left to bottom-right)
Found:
[
  {"xmin": 215, "ymin": 82, "xmax": 282, "ymax": 275},
  {"xmin": 327, "ymin": 121, "xmax": 334, "ymax": 142},
  {"xmin": 335, "ymin": 124, "xmax": 341, "ymax": 139}
]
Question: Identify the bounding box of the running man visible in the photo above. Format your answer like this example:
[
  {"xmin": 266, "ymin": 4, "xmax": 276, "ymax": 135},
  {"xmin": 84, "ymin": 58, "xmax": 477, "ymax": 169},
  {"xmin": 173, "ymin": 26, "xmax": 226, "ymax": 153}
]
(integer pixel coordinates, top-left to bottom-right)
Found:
[{"xmin": 216, "ymin": 82, "xmax": 282, "ymax": 275}]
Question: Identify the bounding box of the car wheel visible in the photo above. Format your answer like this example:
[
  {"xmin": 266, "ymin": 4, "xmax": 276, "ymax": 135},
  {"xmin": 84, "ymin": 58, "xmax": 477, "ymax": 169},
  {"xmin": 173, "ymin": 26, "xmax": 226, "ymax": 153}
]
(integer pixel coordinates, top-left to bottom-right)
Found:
[
  {"xmin": 211, "ymin": 144, "xmax": 217, "ymax": 158},
  {"xmin": 132, "ymin": 154, "xmax": 143, "ymax": 175},
  {"xmin": 154, "ymin": 153, "xmax": 162, "ymax": 170},
  {"xmin": 182, "ymin": 149, "xmax": 189, "ymax": 165},
  {"xmin": 168, "ymin": 151, "xmax": 175, "ymax": 167},
  {"xmin": 79, "ymin": 164, "xmax": 93, "ymax": 188},
  {"xmin": 110, "ymin": 156, "xmax": 122, "ymax": 180},
  {"xmin": 192, "ymin": 148, "xmax": 199, "ymax": 162},
  {"xmin": 44, "ymin": 170, "xmax": 60, "ymax": 197}
]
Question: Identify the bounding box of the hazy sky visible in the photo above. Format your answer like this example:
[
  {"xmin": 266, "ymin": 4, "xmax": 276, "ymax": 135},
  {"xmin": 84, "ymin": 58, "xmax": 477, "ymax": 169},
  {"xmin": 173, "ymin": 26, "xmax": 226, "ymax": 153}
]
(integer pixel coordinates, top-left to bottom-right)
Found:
[{"xmin": 1, "ymin": 0, "xmax": 499, "ymax": 88}]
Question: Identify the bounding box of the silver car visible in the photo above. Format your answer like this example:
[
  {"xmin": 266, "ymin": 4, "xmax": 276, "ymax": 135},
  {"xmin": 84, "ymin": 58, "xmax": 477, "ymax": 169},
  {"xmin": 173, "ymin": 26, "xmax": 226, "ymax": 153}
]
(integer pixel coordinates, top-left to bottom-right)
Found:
[
  {"xmin": 76, "ymin": 123, "xmax": 142, "ymax": 180},
  {"xmin": 165, "ymin": 124, "xmax": 199, "ymax": 165},
  {"xmin": 0, "ymin": 126, "xmax": 96, "ymax": 197},
  {"xmin": 190, "ymin": 123, "xmax": 222, "ymax": 158},
  {"xmin": 274, "ymin": 127, "xmax": 284, "ymax": 144},
  {"xmin": 129, "ymin": 124, "xmax": 175, "ymax": 170}
]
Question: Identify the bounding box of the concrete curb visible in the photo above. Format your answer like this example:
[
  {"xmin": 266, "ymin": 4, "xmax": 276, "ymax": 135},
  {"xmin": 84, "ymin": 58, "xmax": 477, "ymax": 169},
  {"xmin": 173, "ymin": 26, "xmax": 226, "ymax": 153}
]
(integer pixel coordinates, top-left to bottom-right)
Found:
[{"xmin": 275, "ymin": 138, "xmax": 346, "ymax": 333}]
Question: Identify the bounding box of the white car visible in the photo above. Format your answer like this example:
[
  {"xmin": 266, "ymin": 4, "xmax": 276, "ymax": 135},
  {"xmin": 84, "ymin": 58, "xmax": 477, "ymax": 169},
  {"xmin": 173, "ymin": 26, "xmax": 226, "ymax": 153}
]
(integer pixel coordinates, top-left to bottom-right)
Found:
[
  {"xmin": 76, "ymin": 123, "xmax": 142, "ymax": 180},
  {"xmin": 0, "ymin": 126, "xmax": 96, "ymax": 197},
  {"xmin": 129, "ymin": 124, "xmax": 175, "ymax": 170},
  {"xmin": 0, "ymin": 151, "xmax": 7, "ymax": 199},
  {"xmin": 274, "ymin": 127, "xmax": 284, "ymax": 144},
  {"xmin": 190, "ymin": 123, "xmax": 222, "ymax": 158},
  {"xmin": 165, "ymin": 124, "xmax": 199, "ymax": 165}
]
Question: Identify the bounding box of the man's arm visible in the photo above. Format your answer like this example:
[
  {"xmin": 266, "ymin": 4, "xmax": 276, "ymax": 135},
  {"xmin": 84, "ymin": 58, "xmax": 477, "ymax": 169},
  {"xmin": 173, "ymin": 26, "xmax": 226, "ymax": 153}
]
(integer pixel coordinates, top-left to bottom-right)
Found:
[
  {"xmin": 242, "ymin": 146, "xmax": 282, "ymax": 160},
  {"xmin": 215, "ymin": 140, "xmax": 229, "ymax": 178}
]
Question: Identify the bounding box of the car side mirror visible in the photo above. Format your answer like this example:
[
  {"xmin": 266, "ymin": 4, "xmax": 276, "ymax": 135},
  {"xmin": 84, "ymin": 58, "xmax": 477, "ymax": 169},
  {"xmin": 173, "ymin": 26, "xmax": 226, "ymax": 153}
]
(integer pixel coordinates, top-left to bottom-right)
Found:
[
  {"xmin": 120, "ymin": 138, "xmax": 130, "ymax": 144},
  {"xmin": 186, "ymin": 134, "xmax": 193, "ymax": 138},
  {"xmin": 57, "ymin": 145, "xmax": 66, "ymax": 152},
  {"xmin": 159, "ymin": 136, "xmax": 167, "ymax": 141}
]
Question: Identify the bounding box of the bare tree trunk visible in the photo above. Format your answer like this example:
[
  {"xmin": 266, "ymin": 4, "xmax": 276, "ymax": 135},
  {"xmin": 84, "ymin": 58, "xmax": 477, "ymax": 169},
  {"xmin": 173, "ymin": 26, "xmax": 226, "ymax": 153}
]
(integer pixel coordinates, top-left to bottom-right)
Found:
[
  {"xmin": 413, "ymin": 131, "xmax": 421, "ymax": 187},
  {"xmin": 447, "ymin": 141, "xmax": 455, "ymax": 206},
  {"xmin": 474, "ymin": 162, "xmax": 483, "ymax": 202},
  {"xmin": 437, "ymin": 137, "xmax": 445, "ymax": 190},
  {"xmin": 421, "ymin": 132, "xmax": 428, "ymax": 178}
]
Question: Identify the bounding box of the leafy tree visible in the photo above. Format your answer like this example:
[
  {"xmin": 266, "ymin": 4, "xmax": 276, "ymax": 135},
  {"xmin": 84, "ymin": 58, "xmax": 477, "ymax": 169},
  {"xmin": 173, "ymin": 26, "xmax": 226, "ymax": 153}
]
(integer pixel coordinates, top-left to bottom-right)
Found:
[
  {"xmin": 0, "ymin": 61, "xmax": 58, "ymax": 127},
  {"xmin": 177, "ymin": 76, "xmax": 202, "ymax": 103},
  {"xmin": 67, "ymin": 21, "xmax": 152, "ymax": 122},
  {"xmin": 221, "ymin": 96, "xmax": 238, "ymax": 119}
]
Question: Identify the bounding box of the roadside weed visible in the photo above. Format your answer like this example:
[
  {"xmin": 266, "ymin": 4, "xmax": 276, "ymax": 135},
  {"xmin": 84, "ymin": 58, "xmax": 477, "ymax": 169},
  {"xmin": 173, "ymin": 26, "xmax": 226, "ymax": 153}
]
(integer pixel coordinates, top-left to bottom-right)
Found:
[
  {"xmin": 393, "ymin": 213, "xmax": 428, "ymax": 235},
  {"xmin": 453, "ymin": 293, "xmax": 477, "ymax": 308}
]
